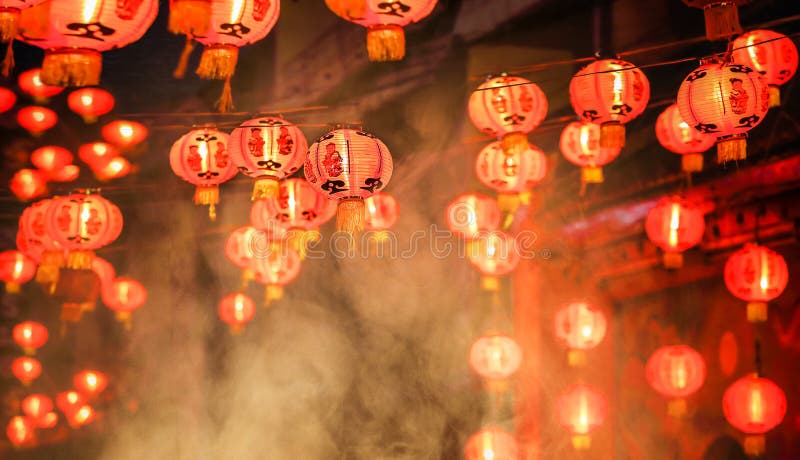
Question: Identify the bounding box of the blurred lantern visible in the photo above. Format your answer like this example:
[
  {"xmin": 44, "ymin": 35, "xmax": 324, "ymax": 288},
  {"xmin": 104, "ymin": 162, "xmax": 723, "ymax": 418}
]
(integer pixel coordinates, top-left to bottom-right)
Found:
[
  {"xmin": 102, "ymin": 277, "xmax": 146, "ymax": 329},
  {"xmin": 466, "ymin": 230, "xmax": 520, "ymax": 291},
  {"xmin": 218, "ymin": 292, "xmax": 256, "ymax": 334},
  {"xmin": 68, "ymin": 405, "xmax": 95, "ymax": 428},
  {"xmin": 733, "ymin": 29, "xmax": 798, "ymax": 108},
  {"xmin": 78, "ymin": 142, "xmax": 118, "ymax": 169},
  {"xmin": 11, "ymin": 356, "xmax": 42, "ymax": 386},
  {"xmin": 251, "ymin": 245, "xmax": 302, "ymax": 305},
  {"xmin": 468, "ymin": 74, "xmax": 548, "ymax": 156},
  {"xmin": 475, "ymin": 140, "xmax": 547, "ymax": 213},
  {"xmin": 469, "ymin": 334, "xmax": 522, "ymax": 381},
  {"xmin": 682, "ymin": 0, "xmax": 748, "ymax": 41},
  {"xmin": 645, "ymin": 345, "xmax": 706, "ymax": 417},
  {"xmin": 305, "ymin": 128, "xmax": 393, "ymax": 235},
  {"xmin": 6, "ymin": 416, "xmax": 34, "ymax": 448},
  {"xmin": 168, "ymin": 0, "xmax": 211, "ymax": 36},
  {"xmin": 229, "ymin": 116, "xmax": 308, "ymax": 200},
  {"xmin": 30, "ymin": 146, "xmax": 73, "ymax": 173},
  {"xmin": 325, "ymin": 0, "xmax": 437, "ymax": 62},
  {"xmin": 0, "ymin": 0, "xmax": 44, "ymax": 43},
  {"xmin": 33, "ymin": 412, "xmax": 57, "ymax": 429},
  {"xmin": 0, "ymin": 250, "xmax": 36, "ymax": 292},
  {"xmin": 55, "ymin": 391, "xmax": 85, "ymax": 416},
  {"xmin": 464, "ymin": 427, "xmax": 518, "ymax": 460},
  {"xmin": 445, "ymin": 193, "xmax": 501, "ymax": 240},
  {"xmin": 724, "ymin": 243, "xmax": 788, "ymax": 323},
  {"xmin": 21, "ymin": 394, "xmax": 53, "ymax": 422},
  {"xmin": 554, "ymin": 301, "xmax": 607, "ymax": 366},
  {"xmin": 556, "ymin": 384, "xmax": 608, "ymax": 450},
  {"xmin": 677, "ymin": 61, "xmax": 769, "ymax": 163},
  {"xmin": 67, "ymin": 87, "xmax": 115, "ymax": 123},
  {"xmin": 12, "ymin": 321, "xmax": 47, "ymax": 354},
  {"xmin": 47, "ymin": 164, "xmax": 80, "ymax": 182},
  {"xmin": 19, "ymin": 198, "xmax": 64, "ymax": 285},
  {"xmin": 655, "ymin": 103, "xmax": 715, "ymax": 172},
  {"xmin": 9, "ymin": 169, "xmax": 47, "ymax": 201},
  {"xmin": 17, "ymin": 68, "xmax": 63, "ymax": 104},
  {"xmin": 225, "ymin": 225, "xmax": 261, "ymax": 283},
  {"xmin": 644, "ymin": 196, "xmax": 706, "ymax": 269},
  {"xmin": 73, "ymin": 370, "xmax": 108, "ymax": 397},
  {"xmin": 559, "ymin": 121, "xmax": 622, "ymax": 185},
  {"xmin": 364, "ymin": 192, "xmax": 399, "ymax": 242},
  {"xmin": 723, "ymin": 374, "xmax": 787, "ymax": 457},
  {"xmin": 0, "ymin": 86, "xmax": 16, "ymax": 112},
  {"xmin": 169, "ymin": 127, "xmax": 236, "ymax": 220},
  {"xmin": 18, "ymin": 0, "xmax": 158, "ymax": 87},
  {"xmin": 17, "ymin": 106, "xmax": 57, "ymax": 136},
  {"xmin": 91, "ymin": 256, "xmax": 115, "ymax": 294},
  {"xmin": 569, "ymin": 59, "xmax": 650, "ymax": 149},
  {"xmin": 101, "ymin": 120, "xmax": 148, "ymax": 149},
  {"xmin": 94, "ymin": 156, "xmax": 132, "ymax": 181}
]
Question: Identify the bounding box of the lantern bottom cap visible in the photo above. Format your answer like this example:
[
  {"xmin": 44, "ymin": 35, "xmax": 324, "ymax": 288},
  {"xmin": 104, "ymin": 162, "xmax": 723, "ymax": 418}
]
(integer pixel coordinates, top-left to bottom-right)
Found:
[
  {"xmin": 568, "ymin": 350, "xmax": 587, "ymax": 367},
  {"xmin": 265, "ymin": 284, "xmax": 283, "ymax": 305},
  {"xmin": 229, "ymin": 324, "xmax": 243, "ymax": 335},
  {"xmin": 600, "ymin": 122, "xmax": 625, "ymax": 149},
  {"xmin": 168, "ymin": 0, "xmax": 212, "ymax": 36},
  {"xmin": 252, "ymin": 177, "xmax": 279, "ymax": 201},
  {"xmin": 194, "ymin": 185, "xmax": 220, "ymax": 221},
  {"xmin": 702, "ymin": 2, "xmax": 742, "ymax": 41},
  {"xmin": 572, "ymin": 434, "xmax": 591, "ymax": 450},
  {"xmin": 0, "ymin": 8, "xmax": 20, "ymax": 43},
  {"xmin": 366, "ymin": 24, "xmax": 405, "ymax": 62},
  {"xmin": 481, "ymin": 276, "xmax": 500, "ymax": 292},
  {"xmin": 581, "ymin": 166, "xmax": 604, "ymax": 184},
  {"xmin": 663, "ymin": 251, "xmax": 684, "ymax": 269},
  {"xmin": 717, "ymin": 136, "xmax": 747, "ymax": 164},
  {"xmin": 667, "ymin": 398, "xmax": 687, "ymax": 417},
  {"xmin": 681, "ymin": 153, "xmax": 704, "ymax": 173},
  {"xmin": 744, "ymin": 435, "xmax": 765, "ymax": 456},
  {"xmin": 41, "ymin": 49, "xmax": 101, "ymax": 87},
  {"xmin": 769, "ymin": 85, "xmax": 781, "ymax": 108},
  {"xmin": 66, "ymin": 250, "xmax": 95, "ymax": 270},
  {"xmin": 337, "ymin": 198, "xmax": 366, "ymax": 235},
  {"xmin": 501, "ymin": 132, "xmax": 529, "ymax": 156},
  {"xmin": 497, "ymin": 192, "xmax": 523, "ymax": 215},
  {"xmin": 484, "ymin": 378, "xmax": 510, "ymax": 393},
  {"xmin": 747, "ymin": 302, "xmax": 768, "ymax": 323},
  {"xmin": 5, "ymin": 281, "xmax": 20, "ymax": 293}
]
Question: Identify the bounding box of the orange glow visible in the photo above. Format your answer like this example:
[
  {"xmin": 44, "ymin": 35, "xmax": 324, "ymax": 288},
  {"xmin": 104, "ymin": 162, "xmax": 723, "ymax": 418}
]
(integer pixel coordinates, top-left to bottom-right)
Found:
[
  {"xmin": 95, "ymin": 156, "xmax": 132, "ymax": 181},
  {"xmin": 218, "ymin": 292, "xmax": 256, "ymax": 330},
  {"xmin": 6, "ymin": 416, "xmax": 34, "ymax": 447},
  {"xmin": 74, "ymin": 370, "xmax": 108, "ymax": 396},
  {"xmin": 554, "ymin": 301, "xmax": 607, "ymax": 350},
  {"xmin": 469, "ymin": 334, "xmax": 523, "ymax": 380},
  {"xmin": 79, "ymin": 142, "xmax": 119, "ymax": 167},
  {"xmin": 68, "ymin": 88, "xmax": 115, "ymax": 120},
  {"xmin": 17, "ymin": 106, "xmax": 58, "ymax": 134},
  {"xmin": 556, "ymin": 384, "xmax": 608, "ymax": 436},
  {"xmin": 723, "ymin": 374, "xmax": 786, "ymax": 435},
  {"xmin": 56, "ymin": 391, "xmax": 86, "ymax": 415},
  {"xmin": 31, "ymin": 146, "xmax": 73, "ymax": 172},
  {"xmin": 646, "ymin": 345, "xmax": 706, "ymax": 398},
  {"xmin": 21, "ymin": 394, "xmax": 53, "ymax": 420},
  {"xmin": 104, "ymin": 277, "xmax": 146, "ymax": 314},
  {"xmin": 12, "ymin": 321, "xmax": 48, "ymax": 352},
  {"xmin": 12, "ymin": 356, "xmax": 42, "ymax": 385},
  {"xmin": 464, "ymin": 427, "xmax": 518, "ymax": 460},
  {"xmin": 102, "ymin": 120, "xmax": 148, "ymax": 148},
  {"xmin": 18, "ymin": 69, "xmax": 63, "ymax": 99},
  {"xmin": 10, "ymin": 169, "xmax": 48, "ymax": 201}
]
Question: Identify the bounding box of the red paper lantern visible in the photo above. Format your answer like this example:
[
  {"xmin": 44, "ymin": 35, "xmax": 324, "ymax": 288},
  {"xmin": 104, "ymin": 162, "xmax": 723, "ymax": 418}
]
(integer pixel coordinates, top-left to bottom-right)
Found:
[
  {"xmin": 445, "ymin": 193, "xmax": 501, "ymax": 240},
  {"xmin": 169, "ymin": 127, "xmax": 236, "ymax": 220},
  {"xmin": 466, "ymin": 230, "xmax": 520, "ymax": 291},
  {"xmin": 677, "ymin": 61, "xmax": 769, "ymax": 163},
  {"xmin": 569, "ymin": 59, "xmax": 650, "ymax": 148},
  {"xmin": 79, "ymin": 142, "xmax": 118, "ymax": 168},
  {"xmin": 724, "ymin": 243, "xmax": 788, "ymax": 323},
  {"xmin": 6, "ymin": 416, "xmax": 34, "ymax": 447},
  {"xmin": 733, "ymin": 29, "xmax": 798, "ymax": 108},
  {"xmin": 225, "ymin": 226, "xmax": 259, "ymax": 280},
  {"xmin": 9, "ymin": 169, "xmax": 47, "ymax": 201},
  {"xmin": 56, "ymin": 391, "xmax": 85, "ymax": 415},
  {"xmin": 17, "ymin": 106, "xmax": 57, "ymax": 136},
  {"xmin": 559, "ymin": 121, "xmax": 622, "ymax": 184},
  {"xmin": 19, "ymin": 0, "xmax": 158, "ymax": 87},
  {"xmin": 645, "ymin": 196, "xmax": 706, "ymax": 269},
  {"xmin": 19, "ymin": 198, "xmax": 64, "ymax": 284},
  {"xmin": 556, "ymin": 383, "xmax": 608, "ymax": 450},
  {"xmin": 645, "ymin": 345, "xmax": 706, "ymax": 417},
  {"xmin": 101, "ymin": 120, "xmax": 148, "ymax": 148},
  {"xmin": 102, "ymin": 277, "xmax": 146, "ymax": 329},
  {"xmin": 94, "ymin": 156, "xmax": 132, "ymax": 181},
  {"xmin": 723, "ymin": 374, "xmax": 787, "ymax": 457},
  {"xmin": 0, "ymin": 250, "xmax": 36, "ymax": 292},
  {"xmin": 553, "ymin": 301, "xmax": 607, "ymax": 366},
  {"xmin": 68, "ymin": 405, "xmax": 95, "ymax": 427},
  {"xmin": 33, "ymin": 412, "xmax": 57, "ymax": 429},
  {"xmin": 682, "ymin": 0, "xmax": 748, "ymax": 41},
  {"xmin": 325, "ymin": 0, "xmax": 437, "ymax": 62},
  {"xmin": 468, "ymin": 75, "xmax": 548, "ymax": 155},
  {"xmin": 464, "ymin": 427, "xmax": 518, "ymax": 460},
  {"xmin": 469, "ymin": 334, "xmax": 522, "ymax": 381},
  {"xmin": 229, "ymin": 116, "xmax": 308, "ymax": 200},
  {"xmin": 168, "ymin": 0, "xmax": 211, "ymax": 36},
  {"xmin": 305, "ymin": 128, "xmax": 393, "ymax": 234},
  {"xmin": 47, "ymin": 164, "xmax": 80, "ymax": 183},
  {"xmin": 12, "ymin": 356, "xmax": 42, "ymax": 386},
  {"xmin": 475, "ymin": 140, "xmax": 547, "ymax": 212},
  {"xmin": 67, "ymin": 88, "xmax": 115, "ymax": 123},
  {"xmin": 91, "ymin": 256, "xmax": 115, "ymax": 292},
  {"xmin": 250, "ymin": 246, "xmax": 301, "ymax": 305},
  {"xmin": 0, "ymin": 86, "xmax": 16, "ymax": 112},
  {"xmin": 21, "ymin": 394, "xmax": 53, "ymax": 422},
  {"xmin": 12, "ymin": 321, "xmax": 47, "ymax": 355},
  {"xmin": 655, "ymin": 103, "xmax": 715, "ymax": 172},
  {"xmin": 30, "ymin": 146, "xmax": 73, "ymax": 173},
  {"xmin": 364, "ymin": 192, "xmax": 399, "ymax": 239},
  {"xmin": 218, "ymin": 292, "xmax": 256, "ymax": 334},
  {"xmin": 17, "ymin": 68, "xmax": 63, "ymax": 104},
  {"xmin": 73, "ymin": 370, "xmax": 108, "ymax": 396}
]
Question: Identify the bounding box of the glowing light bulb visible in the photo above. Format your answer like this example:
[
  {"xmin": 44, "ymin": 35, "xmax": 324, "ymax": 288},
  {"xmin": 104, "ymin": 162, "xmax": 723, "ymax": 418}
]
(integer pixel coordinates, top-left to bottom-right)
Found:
[
  {"xmin": 119, "ymin": 124, "xmax": 133, "ymax": 139},
  {"xmin": 668, "ymin": 203, "xmax": 681, "ymax": 249},
  {"xmin": 231, "ymin": 0, "xmax": 245, "ymax": 23},
  {"xmin": 82, "ymin": 0, "xmax": 101, "ymax": 23}
]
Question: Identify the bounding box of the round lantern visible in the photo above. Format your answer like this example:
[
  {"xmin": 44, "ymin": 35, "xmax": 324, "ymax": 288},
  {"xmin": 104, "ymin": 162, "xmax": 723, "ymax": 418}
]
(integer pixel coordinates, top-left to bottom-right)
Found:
[
  {"xmin": 94, "ymin": 156, "xmax": 132, "ymax": 181},
  {"xmin": 169, "ymin": 0, "xmax": 211, "ymax": 36},
  {"xmin": 67, "ymin": 87, "xmax": 115, "ymax": 123},
  {"xmin": 18, "ymin": 68, "xmax": 63, "ymax": 104},
  {"xmin": 19, "ymin": 198, "xmax": 64, "ymax": 285},
  {"xmin": 733, "ymin": 30, "xmax": 799, "ymax": 108},
  {"xmin": 67, "ymin": 405, "xmax": 95, "ymax": 427},
  {"xmin": 723, "ymin": 374, "xmax": 787, "ymax": 457},
  {"xmin": 364, "ymin": 192, "xmax": 399, "ymax": 242},
  {"xmin": 91, "ymin": 256, "xmax": 116, "ymax": 293},
  {"xmin": 18, "ymin": 0, "xmax": 159, "ymax": 87},
  {"xmin": 464, "ymin": 427, "xmax": 518, "ymax": 460},
  {"xmin": 468, "ymin": 74, "xmax": 548, "ymax": 155},
  {"xmin": 553, "ymin": 301, "xmax": 607, "ymax": 366},
  {"xmin": 645, "ymin": 345, "xmax": 706, "ymax": 417},
  {"xmin": 475, "ymin": 140, "xmax": 547, "ymax": 212},
  {"xmin": 0, "ymin": 86, "xmax": 16, "ymax": 112},
  {"xmin": 559, "ymin": 121, "xmax": 622, "ymax": 184},
  {"xmin": 30, "ymin": 146, "xmax": 73, "ymax": 174},
  {"xmin": 229, "ymin": 116, "xmax": 308, "ymax": 200},
  {"xmin": 12, "ymin": 321, "xmax": 47, "ymax": 355},
  {"xmin": 445, "ymin": 193, "xmax": 502, "ymax": 240},
  {"xmin": 469, "ymin": 334, "xmax": 522, "ymax": 381},
  {"xmin": 17, "ymin": 106, "xmax": 57, "ymax": 136},
  {"xmin": 218, "ymin": 292, "xmax": 256, "ymax": 334},
  {"xmin": 724, "ymin": 243, "xmax": 788, "ymax": 323},
  {"xmin": 47, "ymin": 164, "xmax": 80, "ymax": 183},
  {"xmin": 466, "ymin": 230, "xmax": 520, "ymax": 291},
  {"xmin": 556, "ymin": 383, "xmax": 608, "ymax": 450},
  {"xmin": 655, "ymin": 104, "xmax": 715, "ymax": 172},
  {"xmin": 682, "ymin": 0, "xmax": 748, "ymax": 41},
  {"xmin": 0, "ymin": 250, "xmax": 36, "ymax": 292},
  {"xmin": 21, "ymin": 394, "xmax": 53, "ymax": 422},
  {"xmin": 225, "ymin": 225, "xmax": 261, "ymax": 283},
  {"xmin": 9, "ymin": 169, "xmax": 47, "ymax": 201},
  {"xmin": 569, "ymin": 59, "xmax": 650, "ymax": 149},
  {"xmin": 102, "ymin": 277, "xmax": 146, "ymax": 329},
  {"xmin": 79, "ymin": 141, "xmax": 118, "ymax": 168},
  {"xmin": 73, "ymin": 370, "xmax": 108, "ymax": 396},
  {"xmin": 56, "ymin": 391, "xmax": 85, "ymax": 415},
  {"xmin": 11, "ymin": 356, "xmax": 42, "ymax": 386},
  {"xmin": 250, "ymin": 245, "xmax": 302, "ymax": 305},
  {"xmin": 677, "ymin": 61, "xmax": 769, "ymax": 164},
  {"xmin": 644, "ymin": 196, "xmax": 706, "ymax": 269},
  {"xmin": 170, "ymin": 127, "xmax": 236, "ymax": 220},
  {"xmin": 305, "ymin": 128, "xmax": 393, "ymax": 234},
  {"xmin": 101, "ymin": 120, "xmax": 148, "ymax": 149},
  {"xmin": 6, "ymin": 416, "xmax": 34, "ymax": 447}
]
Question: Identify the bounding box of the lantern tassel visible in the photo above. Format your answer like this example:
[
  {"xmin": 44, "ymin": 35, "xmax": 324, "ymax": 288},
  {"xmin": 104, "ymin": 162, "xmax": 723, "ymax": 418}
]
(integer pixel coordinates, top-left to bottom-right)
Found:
[
  {"xmin": 0, "ymin": 8, "xmax": 19, "ymax": 43},
  {"xmin": 168, "ymin": 0, "xmax": 211, "ymax": 36},
  {"xmin": 702, "ymin": 2, "xmax": 742, "ymax": 41},
  {"xmin": 501, "ymin": 132, "xmax": 528, "ymax": 156},
  {"xmin": 265, "ymin": 284, "xmax": 283, "ymax": 307},
  {"xmin": 115, "ymin": 311, "xmax": 132, "ymax": 331},
  {"xmin": 194, "ymin": 185, "xmax": 220, "ymax": 221},
  {"xmin": 366, "ymin": 24, "xmax": 405, "ymax": 62},
  {"xmin": 337, "ymin": 198, "xmax": 366, "ymax": 235},
  {"xmin": 36, "ymin": 250, "xmax": 63, "ymax": 287},
  {"xmin": 567, "ymin": 350, "xmax": 587, "ymax": 367},
  {"xmin": 662, "ymin": 251, "xmax": 683, "ymax": 269},
  {"xmin": 1, "ymin": 39, "xmax": 14, "ymax": 78},
  {"xmin": 196, "ymin": 44, "xmax": 238, "ymax": 79},
  {"xmin": 600, "ymin": 122, "xmax": 625, "ymax": 148},
  {"xmin": 41, "ymin": 49, "xmax": 102, "ymax": 87},
  {"xmin": 717, "ymin": 135, "xmax": 747, "ymax": 164},
  {"xmin": 217, "ymin": 75, "xmax": 234, "ymax": 113},
  {"xmin": 481, "ymin": 276, "xmax": 499, "ymax": 292},
  {"xmin": 768, "ymin": 85, "xmax": 781, "ymax": 108},
  {"xmin": 582, "ymin": 166, "xmax": 604, "ymax": 185},
  {"xmin": 240, "ymin": 268, "xmax": 254, "ymax": 290},
  {"xmin": 571, "ymin": 434, "xmax": 591, "ymax": 450},
  {"xmin": 66, "ymin": 250, "xmax": 94, "ymax": 270},
  {"xmin": 173, "ymin": 36, "xmax": 195, "ymax": 79},
  {"xmin": 497, "ymin": 193, "xmax": 521, "ymax": 215},
  {"xmin": 746, "ymin": 302, "xmax": 768, "ymax": 323},
  {"xmin": 251, "ymin": 177, "xmax": 279, "ymax": 201},
  {"xmin": 681, "ymin": 153, "xmax": 703, "ymax": 172},
  {"xmin": 744, "ymin": 435, "xmax": 765, "ymax": 457},
  {"xmin": 287, "ymin": 229, "xmax": 309, "ymax": 260}
]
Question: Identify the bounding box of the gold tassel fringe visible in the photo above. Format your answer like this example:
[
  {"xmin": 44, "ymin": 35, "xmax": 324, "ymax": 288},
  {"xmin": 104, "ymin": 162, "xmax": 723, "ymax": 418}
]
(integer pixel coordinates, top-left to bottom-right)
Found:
[
  {"xmin": 115, "ymin": 311, "xmax": 132, "ymax": 331},
  {"xmin": 265, "ymin": 284, "xmax": 283, "ymax": 307},
  {"xmin": 717, "ymin": 136, "xmax": 747, "ymax": 164},
  {"xmin": 501, "ymin": 132, "xmax": 528, "ymax": 156},
  {"xmin": 769, "ymin": 85, "xmax": 781, "ymax": 108},
  {"xmin": 36, "ymin": 250, "xmax": 63, "ymax": 286},
  {"xmin": 5, "ymin": 281, "xmax": 20, "ymax": 293},
  {"xmin": 173, "ymin": 36, "xmax": 195, "ymax": 79},
  {"xmin": 681, "ymin": 153, "xmax": 703, "ymax": 172},
  {"xmin": 600, "ymin": 121, "xmax": 625, "ymax": 148},
  {"xmin": 337, "ymin": 198, "xmax": 365, "ymax": 235},
  {"xmin": 663, "ymin": 252, "xmax": 683, "ymax": 269},
  {"xmin": 217, "ymin": 75, "xmax": 234, "ymax": 113},
  {"xmin": 744, "ymin": 435, "xmax": 765, "ymax": 457},
  {"xmin": 0, "ymin": 8, "xmax": 19, "ymax": 43},
  {"xmin": 703, "ymin": 2, "xmax": 741, "ymax": 41},
  {"xmin": 168, "ymin": 0, "xmax": 211, "ymax": 36},
  {"xmin": 497, "ymin": 193, "xmax": 521, "ymax": 215},
  {"xmin": 746, "ymin": 302, "xmax": 768, "ymax": 323},
  {"xmin": 66, "ymin": 250, "xmax": 94, "ymax": 270},
  {"xmin": 667, "ymin": 398, "xmax": 687, "ymax": 418},
  {"xmin": 366, "ymin": 24, "xmax": 405, "ymax": 62},
  {"xmin": 581, "ymin": 166, "xmax": 603, "ymax": 184},
  {"xmin": 2, "ymin": 39, "xmax": 13, "ymax": 78},
  {"xmin": 194, "ymin": 185, "xmax": 219, "ymax": 221},
  {"xmin": 196, "ymin": 44, "xmax": 238, "ymax": 80},
  {"xmin": 41, "ymin": 49, "xmax": 102, "ymax": 87},
  {"xmin": 252, "ymin": 177, "xmax": 279, "ymax": 201},
  {"xmin": 286, "ymin": 229, "xmax": 309, "ymax": 260}
]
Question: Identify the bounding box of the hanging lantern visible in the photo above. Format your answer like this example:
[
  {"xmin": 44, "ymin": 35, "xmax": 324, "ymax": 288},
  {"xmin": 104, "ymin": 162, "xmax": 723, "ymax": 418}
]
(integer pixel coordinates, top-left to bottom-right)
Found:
[
  {"xmin": 475, "ymin": 140, "xmax": 547, "ymax": 213},
  {"xmin": 11, "ymin": 356, "xmax": 42, "ymax": 386},
  {"xmin": 250, "ymin": 245, "xmax": 302, "ymax": 305},
  {"xmin": 18, "ymin": 68, "xmax": 63, "ymax": 104},
  {"xmin": 645, "ymin": 345, "xmax": 706, "ymax": 417},
  {"xmin": 47, "ymin": 164, "xmax": 79, "ymax": 183},
  {"xmin": 218, "ymin": 292, "xmax": 256, "ymax": 334},
  {"xmin": 30, "ymin": 146, "xmax": 73, "ymax": 175},
  {"xmin": 67, "ymin": 87, "xmax": 114, "ymax": 123},
  {"xmin": 464, "ymin": 427, "xmax": 518, "ymax": 460},
  {"xmin": 169, "ymin": 127, "xmax": 236, "ymax": 220},
  {"xmin": 466, "ymin": 230, "xmax": 520, "ymax": 291},
  {"xmin": 305, "ymin": 128, "xmax": 394, "ymax": 235},
  {"xmin": 12, "ymin": 321, "xmax": 47, "ymax": 355},
  {"xmin": 569, "ymin": 59, "xmax": 650, "ymax": 149},
  {"xmin": 169, "ymin": 0, "xmax": 211, "ymax": 36},
  {"xmin": 21, "ymin": 394, "xmax": 53, "ymax": 423},
  {"xmin": 6, "ymin": 416, "xmax": 35, "ymax": 448},
  {"xmin": 0, "ymin": 250, "xmax": 36, "ymax": 292},
  {"xmin": 732, "ymin": 30, "xmax": 798, "ymax": 108},
  {"xmin": 644, "ymin": 196, "xmax": 706, "ymax": 269},
  {"xmin": 655, "ymin": 104, "xmax": 715, "ymax": 172},
  {"xmin": 468, "ymin": 74, "xmax": 548, "ymax": 155},
  {"xmin": 556, "ymin": 383, "xmax": 608, "ymax": 450},
  {"xmin": 469, "ymin": 334, "xmax": 522, "ymax": 381},
  {"xmin": 553, "ymin": 301, "xmax": 607, "ymax": 366},
  {"xmin": 32, "ymin": 412, "xmax": 57, "ymax": 429},
  {"xmin": 559, "ymin": 121, "xmax": 622, "ymax": 184},
  {"xmin": 19, "ymin": 0, "xmax": 158, "ymax": 87},
  {"xmin": 724, "ymin": 243, "xmax": 788, "ymax": 323},
  {"xmin": 325, "ymin": 0, "xmax": 437, "ymax": 62},
  {"xmin": 102, "ymin": 277, "xmax": 146, "ymax": 329},
  {"xmin": 101, "ymin": 120, "xmax": 148, "ymax": 149},
  {"xmin": 682, "ymin": 1, "xmax": 748, "ymax": 41},
  {"xmin": 225, "ymin": 226, "xmax": 261, "ymax": 283},
  {"xmin": 19, "ymin": 198, "xmax": 64, "ymax": 285},
  {"xmin": 73, "ymin": 370, "xmax": 108, "ymax": 397},
  {"xmin": 677, "ymin": 61, "xmax": 769, "ymax": 163},
  {"xmin": 94, "ymin": 156, "xmax": 132, "ymax": 181},
  {"xmin": 445, "ymin": 193, "xmax": 501, "ymax": 241},
  {"xmin": 9, "ymin": 169, "xmax": 47, "ymax": 201},
  {"xmin": 17, "ymin": 106, "xmax": 57, "ymax": 136},
  {"xmin": 723, "ymin": 374, "xmax": 787, "ymax": 457},
  {"xmin": 78, "ymin": 142, "xmax": 118, "ymax": 169},
  {"xmin": 91, "ymin": 256, "xmax": 115, "ymax": 294},
  {"xmin": 229, "ymin": 116, "xmax": 308, "ymax": 200},
  {"xmin": 364, "ymin": 192, "xmax": 399, "ymax": 242},
  {"xmin": 0, "ymin": 86, "xmax": 16, "ymax": 112},
  {"xmin": 56, "ymin": 391, "xmax": 85, "ymax": 416},
  {"xmin": 67, "ymin": 405, "xmax": 95, "ymax": 427}
]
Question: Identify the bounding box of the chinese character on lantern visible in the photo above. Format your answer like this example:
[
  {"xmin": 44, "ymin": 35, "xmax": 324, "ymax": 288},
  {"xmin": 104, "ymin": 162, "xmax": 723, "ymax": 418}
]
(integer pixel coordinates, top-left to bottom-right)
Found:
[
  {"xmin": 724, "ymin": 243, "xmax": 788, "ymax": 323},
  {"xmin": 655, "ymin": 103, "xmax": 715, "ymax": 172},
  {"xmin": 723, "ymin": 374, "xmax": 787, "ymax": 457},
  {"xmin": 553, "ymin": 301, "xmax": 607, "ymax": 367}
]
